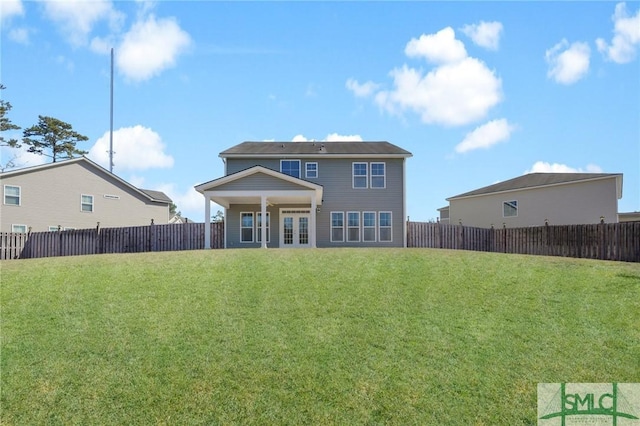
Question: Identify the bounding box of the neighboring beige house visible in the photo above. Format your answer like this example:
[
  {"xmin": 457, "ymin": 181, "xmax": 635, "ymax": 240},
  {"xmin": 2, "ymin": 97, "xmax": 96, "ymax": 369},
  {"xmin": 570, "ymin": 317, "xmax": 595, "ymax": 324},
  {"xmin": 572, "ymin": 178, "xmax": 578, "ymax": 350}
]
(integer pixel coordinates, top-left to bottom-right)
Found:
[
  {"xmin": 1, "ymin": 157, "xmax": 172, "ymax": 233},
  {"xmin": 618, "ymin": 211, "xmax": 640, "ymax": 222},
  {"xmin": 441, "ymin": 173, "xmax": 623, "ymax": 228}
]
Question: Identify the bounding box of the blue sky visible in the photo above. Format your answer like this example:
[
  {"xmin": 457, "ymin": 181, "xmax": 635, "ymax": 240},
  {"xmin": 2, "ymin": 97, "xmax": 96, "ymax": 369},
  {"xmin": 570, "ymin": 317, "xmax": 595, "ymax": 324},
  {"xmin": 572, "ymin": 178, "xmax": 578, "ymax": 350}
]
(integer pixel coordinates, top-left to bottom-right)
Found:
[{"xmin": 1, "ymin": 1, "xmax": 639, "ymax": 222}]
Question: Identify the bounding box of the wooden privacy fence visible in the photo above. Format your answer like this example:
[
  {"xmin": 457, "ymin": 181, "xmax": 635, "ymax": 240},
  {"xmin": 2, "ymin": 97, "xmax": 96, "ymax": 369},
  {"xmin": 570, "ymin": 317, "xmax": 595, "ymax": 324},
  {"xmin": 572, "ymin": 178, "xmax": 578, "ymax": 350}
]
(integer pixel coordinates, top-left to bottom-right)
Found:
[
  {"xmin": 407, "ymin": 221, "xmax": 640, "ymax": 262},
  {"xmin": 2, "ymin": 221, "xmax": 638, "ymax": 262},
  {"xmin": 0, "ymin": 222, "xmax": 224, "ymax": 260}
]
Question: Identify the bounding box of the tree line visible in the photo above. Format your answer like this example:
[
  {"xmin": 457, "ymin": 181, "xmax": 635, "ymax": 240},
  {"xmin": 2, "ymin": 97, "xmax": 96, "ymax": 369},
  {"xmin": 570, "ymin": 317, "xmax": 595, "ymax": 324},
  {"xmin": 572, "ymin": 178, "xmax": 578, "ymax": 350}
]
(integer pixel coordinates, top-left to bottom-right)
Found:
[{"xmin": 1, "ymin": 84, "xmax": 88, "ymax": 170}]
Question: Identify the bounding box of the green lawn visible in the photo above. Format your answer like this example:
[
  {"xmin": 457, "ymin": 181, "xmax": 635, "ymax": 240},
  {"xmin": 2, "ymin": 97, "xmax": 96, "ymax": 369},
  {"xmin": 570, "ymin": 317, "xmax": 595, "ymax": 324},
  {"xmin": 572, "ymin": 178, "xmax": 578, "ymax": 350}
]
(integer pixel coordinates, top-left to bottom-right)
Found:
[{"xmin": 1, "ymin": 249, "xmax": 638, "ymax": 425}]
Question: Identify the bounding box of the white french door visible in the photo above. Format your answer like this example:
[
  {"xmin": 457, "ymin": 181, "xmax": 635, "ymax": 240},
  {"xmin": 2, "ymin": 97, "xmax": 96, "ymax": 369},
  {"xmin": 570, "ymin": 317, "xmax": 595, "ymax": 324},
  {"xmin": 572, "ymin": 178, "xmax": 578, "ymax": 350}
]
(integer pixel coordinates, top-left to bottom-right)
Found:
[{"xmin": 280, "ymin": 210, "xmax": 311, "ymax": 248}]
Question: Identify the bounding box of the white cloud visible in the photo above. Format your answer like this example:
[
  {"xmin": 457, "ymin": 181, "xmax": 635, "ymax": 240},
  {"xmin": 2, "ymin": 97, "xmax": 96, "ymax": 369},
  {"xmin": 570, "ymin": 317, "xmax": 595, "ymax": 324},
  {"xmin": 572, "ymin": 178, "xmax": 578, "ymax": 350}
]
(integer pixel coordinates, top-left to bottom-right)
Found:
[
  {"xmin": 405, "ymin": 27, "xmax": 467, "ymax": 64},
  {"xmin": 116, "ymin": 14, "xmax": 191, "ymax": 82},
  {"xmin": 155, "ymin": 183, "xmax": 207, "ymax": 220},
  {"xmin": 8, "ymin": 27, "xmax": 29, "ymax": 44},
  {"xmin": 0, "ymin": 0, "xmax": 23, "ymax": 23},
  {"xmin": 292, "ymin": 133, "xmax": 363, "ymax": 142},
  {"xmin": 325, "ymin": 133, "xmax": 363, "ymax": 142},
  {"xmin": 0, "ymin": 144, "xmax": 48, "ymax": 170},
  {"xmin": 455, "ymin": 119, "xmax": 515, "ymax": 153},
  {"xmin": 596, "ymin": 2, "xmax": 640, "ymax": 64},
  {"xmin": 461, "ymin": 21, "xmax": 503, "ymax": 51},
  {"xmin": 88, "ymin": 125, "xmax": 174, "ymax": 172},
  {"xmin": 525, "ymin": 161, "xmax": 603, "ymax": 174},
  {"xmin": 345, "ymin": 78, "xmax": 380, "ymax": 97},
  {"xmin": 42, "ymin": 0, "xmax": 123, "ymax": 47},
  {"xmin": 351, "ymin": 27, "xmax": 503, "ymax": 127},
  {"xmin": 545, "ymin": 39, "xmax": 590, "ymax": 85},
  {"xmin": 375, "ymin": 58, "xmax": 502, "ymax": 126}
]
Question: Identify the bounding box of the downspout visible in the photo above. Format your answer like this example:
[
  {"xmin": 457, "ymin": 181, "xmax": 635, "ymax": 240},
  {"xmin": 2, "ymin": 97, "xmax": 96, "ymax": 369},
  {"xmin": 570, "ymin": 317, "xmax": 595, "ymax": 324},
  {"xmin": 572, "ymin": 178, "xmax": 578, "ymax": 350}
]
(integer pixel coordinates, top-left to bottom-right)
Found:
[{"xmin": 403, "ymin": 157, "xmax": 407, "ymax": 248}]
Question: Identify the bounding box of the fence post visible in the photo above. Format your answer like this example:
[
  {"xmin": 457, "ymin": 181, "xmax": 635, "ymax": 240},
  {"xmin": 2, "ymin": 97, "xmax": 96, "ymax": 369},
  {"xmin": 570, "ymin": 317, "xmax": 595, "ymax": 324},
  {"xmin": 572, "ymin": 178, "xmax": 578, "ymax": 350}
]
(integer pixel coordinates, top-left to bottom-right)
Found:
[
  {"xmin": 598, "ymin": 218, "xmax": 606, "ymax": 260},
  {"xmin": 150, "ymin": 219, "xmax": 156, "ymax": 252}
]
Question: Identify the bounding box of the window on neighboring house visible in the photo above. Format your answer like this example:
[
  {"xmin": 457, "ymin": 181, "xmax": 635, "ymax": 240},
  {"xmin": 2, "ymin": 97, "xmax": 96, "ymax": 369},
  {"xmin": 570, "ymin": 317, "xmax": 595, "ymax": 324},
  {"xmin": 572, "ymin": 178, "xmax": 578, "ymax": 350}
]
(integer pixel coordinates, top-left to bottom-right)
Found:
[
  {"xmin": 4, "ymin": 185, "xmax": 20, "ymax": 206},
  {"xmin": 331, "ymin": 212, "xmax": 344, "ymax": 242},
  {"xmin": 353, "ymin": 162, "xmax": 368, "ymax": 188},
  {"xmin": 12, "ymin": 224, "xmax": 27, "ymax": 233},
  {"xmin": 347, "ymin": 211, "xmax": 360, "ymax": 242},
  {"xmin": 256, "ymin": 212, "xmax": 270, "ymax": 243},
  {"xmin": 363, "ymin": 211, "xmax": 376, "ymax": 242},
  {"xmin": 240, "ymin": 212, "xmax": 254, "ymax": 242},
  {"xmin": 305, "ymin": 162, "xmax": 318, "ymax": 179},
  {"xmin": 379, "ymin": 212, "xmax": 392, "ymax": 242},
  {"xmin": 370, "ymin": 162, "xmax": 386, "ymax": 188},
  {"xmin": 503, "ymin": 200, "xmax": 518, "ymax": 217},
  {"xmin": 280, "ymin": 160, "xmax": 301, "ymax": 178},
  {"xmin": 49, "ymin": 226, "xmax": 60, "ymax": 232},
  {"xmin": 81, "ymin": 194, "xmax": 94, "ymax": 212}
]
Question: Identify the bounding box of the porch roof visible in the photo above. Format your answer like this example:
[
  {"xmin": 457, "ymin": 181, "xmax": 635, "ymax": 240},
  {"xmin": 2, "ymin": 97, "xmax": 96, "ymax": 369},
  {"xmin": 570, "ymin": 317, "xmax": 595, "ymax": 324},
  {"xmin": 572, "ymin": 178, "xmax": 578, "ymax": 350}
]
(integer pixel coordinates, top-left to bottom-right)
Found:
[{"xmin": 194, "ymin": 166, "xmax": 323, "ymax": 208}]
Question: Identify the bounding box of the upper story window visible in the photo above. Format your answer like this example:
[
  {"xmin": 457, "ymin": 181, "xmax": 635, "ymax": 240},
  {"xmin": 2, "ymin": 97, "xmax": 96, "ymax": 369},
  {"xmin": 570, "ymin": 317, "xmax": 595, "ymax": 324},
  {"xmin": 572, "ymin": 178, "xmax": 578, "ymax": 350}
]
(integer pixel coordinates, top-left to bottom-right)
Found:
[
  {"xmin": 4, "ymin": 185, "xmax": 21, "ymax": 206},
  {"xmin": 370, "ymin": 162, "xmax": 386, "ymax": 188},
  {"xmin": 353, "ymin": 162, "xmax": 368, "ymax": 188},
  {"xmin": 305, "ymin": 162, "xmax": 318, "ymax": 179},
  {"xmin": 81, "ymin": 194, "xmax": 94, "ymax": 212},
  {"xmin": 281, "ymin": 160, "xmax": 301, "ymax": 178},
  {"xmin": 503, "ymin": 200, "xmax": 518, "ymax": 217}
]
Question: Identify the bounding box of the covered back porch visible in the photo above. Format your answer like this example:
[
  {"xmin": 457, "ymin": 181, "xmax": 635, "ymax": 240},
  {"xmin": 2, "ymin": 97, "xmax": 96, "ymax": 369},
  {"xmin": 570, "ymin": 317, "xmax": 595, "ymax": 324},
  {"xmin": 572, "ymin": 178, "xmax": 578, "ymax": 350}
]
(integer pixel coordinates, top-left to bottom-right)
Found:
[{"xmin": 195, "ymin": 166, "xmax": 323, "ymax": 248}]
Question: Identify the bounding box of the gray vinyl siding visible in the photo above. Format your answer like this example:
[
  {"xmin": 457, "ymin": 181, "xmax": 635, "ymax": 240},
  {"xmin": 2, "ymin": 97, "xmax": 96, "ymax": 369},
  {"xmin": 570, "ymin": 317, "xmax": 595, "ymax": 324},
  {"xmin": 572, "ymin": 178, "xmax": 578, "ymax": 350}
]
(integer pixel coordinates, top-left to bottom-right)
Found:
[
  {"xmin": 216, "ymin": 173, "xmax": 311, "ymax": 191},
  {"xmin": 1, "ymin": 162, "xmax": 169, "ymax": 232},
  {"xmin": 226, "ymin": 157, "xmax": 406, "ymax": 247}
]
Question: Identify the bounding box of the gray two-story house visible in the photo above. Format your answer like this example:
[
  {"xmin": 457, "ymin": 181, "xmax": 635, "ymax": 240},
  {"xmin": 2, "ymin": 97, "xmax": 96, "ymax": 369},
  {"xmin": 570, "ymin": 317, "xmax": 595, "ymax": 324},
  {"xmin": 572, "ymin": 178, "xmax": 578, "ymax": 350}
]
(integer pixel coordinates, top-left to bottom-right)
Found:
[{"xmin": 195, "ymin": 141, "xmax": 412, "ymax": 248}]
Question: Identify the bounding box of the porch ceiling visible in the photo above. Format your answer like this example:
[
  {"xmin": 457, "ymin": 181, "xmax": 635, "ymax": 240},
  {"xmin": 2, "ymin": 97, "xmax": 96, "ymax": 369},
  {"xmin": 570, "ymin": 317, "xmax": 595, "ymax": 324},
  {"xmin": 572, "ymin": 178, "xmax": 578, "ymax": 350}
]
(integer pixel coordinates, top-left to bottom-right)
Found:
[{"xmin": 209, "ymin": 192, "xmax": 320, "ymax": 209}]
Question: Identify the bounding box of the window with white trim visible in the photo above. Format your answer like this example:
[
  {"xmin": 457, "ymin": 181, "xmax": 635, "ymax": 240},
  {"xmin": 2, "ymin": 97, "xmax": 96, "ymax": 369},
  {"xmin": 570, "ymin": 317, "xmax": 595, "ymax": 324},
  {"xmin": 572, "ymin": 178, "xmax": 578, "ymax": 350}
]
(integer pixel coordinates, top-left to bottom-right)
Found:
[
  {"xmin": 347, "ymin": 211, "xmax": 360, "ymax": 242},
  {"xmin": 12, "ymin": 224, "xmax": 27, "ymax": 233},
  {"xmin": 379, "ymin": 212, "xmax": 392, "ymax": 242},
  {"xmin": 280, "ymin": 160, "xmax": 301, "ymax": 178},
  {"xmin": 49, "ymin": 226, "xmax": 60, "ymax": 232},
  {"xmin": 370, "ymin": 162, "xmax": 386, "ymax": 188},
  {"xmin": 256, "ymin": 212, "xmax": 270, "ymax": 243},
  {"xmin": 240, "ymin": 212, "xmax": 254, "ymax": 242},
  {"xmin": 81, "ymin": 194, "xmax": 94, "ymax": 212},
  {"xmin": 503, "ymin": 200, "xmax": 518, "ymax": 217},
  {"xmin": 305, "ymin": 162, "xmax": 318, "ymax": 179},
  {"xmin": 363, "ymin": 211, "xmax": 376, "ymax": 242},
  {"xmin": 4, "ymin": 185, "xmax": 20, "ymax": 206},
  {"xmin": 352, "ymin": 162, "xmax": 368, "ymax": 188},
  {"xmin": 331, "ymin": 212, "xmax": 344, "ymax": 242}
]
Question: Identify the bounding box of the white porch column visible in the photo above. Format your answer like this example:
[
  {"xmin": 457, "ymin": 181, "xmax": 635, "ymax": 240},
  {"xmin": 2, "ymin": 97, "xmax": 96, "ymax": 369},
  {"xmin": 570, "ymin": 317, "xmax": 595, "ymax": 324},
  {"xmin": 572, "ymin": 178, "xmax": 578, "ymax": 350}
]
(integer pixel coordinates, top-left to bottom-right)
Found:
[
  {"xmin": 310, "ymin": 195, "xmax": 317, "ymax": 248},
  {"xmin": 261, "ymin": 195, "xmax": 267, "ymax": 248},
  {"xmin": 204, "ymin": 194, "xmax": 211, "ymax": 249}
]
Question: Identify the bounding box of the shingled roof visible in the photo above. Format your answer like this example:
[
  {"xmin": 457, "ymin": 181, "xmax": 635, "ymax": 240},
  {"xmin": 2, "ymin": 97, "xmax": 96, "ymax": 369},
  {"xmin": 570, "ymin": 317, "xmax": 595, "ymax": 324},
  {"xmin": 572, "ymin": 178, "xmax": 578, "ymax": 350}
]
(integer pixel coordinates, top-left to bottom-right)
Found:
[
  {"xmin": 219, "ymin": 141, "xmax": 412, "ymax": 157},
  {"xmin": 448, "ymin": 173, "xmax": 623, "ymax": 200}
]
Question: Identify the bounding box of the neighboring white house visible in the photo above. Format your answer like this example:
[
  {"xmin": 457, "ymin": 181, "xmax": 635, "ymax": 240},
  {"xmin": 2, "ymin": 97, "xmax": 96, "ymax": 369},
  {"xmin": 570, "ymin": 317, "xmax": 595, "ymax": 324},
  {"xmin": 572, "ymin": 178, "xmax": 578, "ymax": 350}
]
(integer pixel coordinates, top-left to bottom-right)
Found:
[
  {"xmin": 1, "ymin": 157, "xmax": 172, "ymax": 233},
  {"xmin": 440, "ymin": 173, "xmax": 623, "ymax": 228}
]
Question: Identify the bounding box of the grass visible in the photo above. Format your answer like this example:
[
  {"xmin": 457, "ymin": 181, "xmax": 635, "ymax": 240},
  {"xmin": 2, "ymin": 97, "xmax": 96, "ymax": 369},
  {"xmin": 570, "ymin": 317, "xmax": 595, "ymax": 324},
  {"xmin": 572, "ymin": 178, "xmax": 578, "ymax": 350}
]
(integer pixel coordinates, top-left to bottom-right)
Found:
[{"xmin": 1, "ymin": 248, "xmax": 639, "ymax": 425}]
